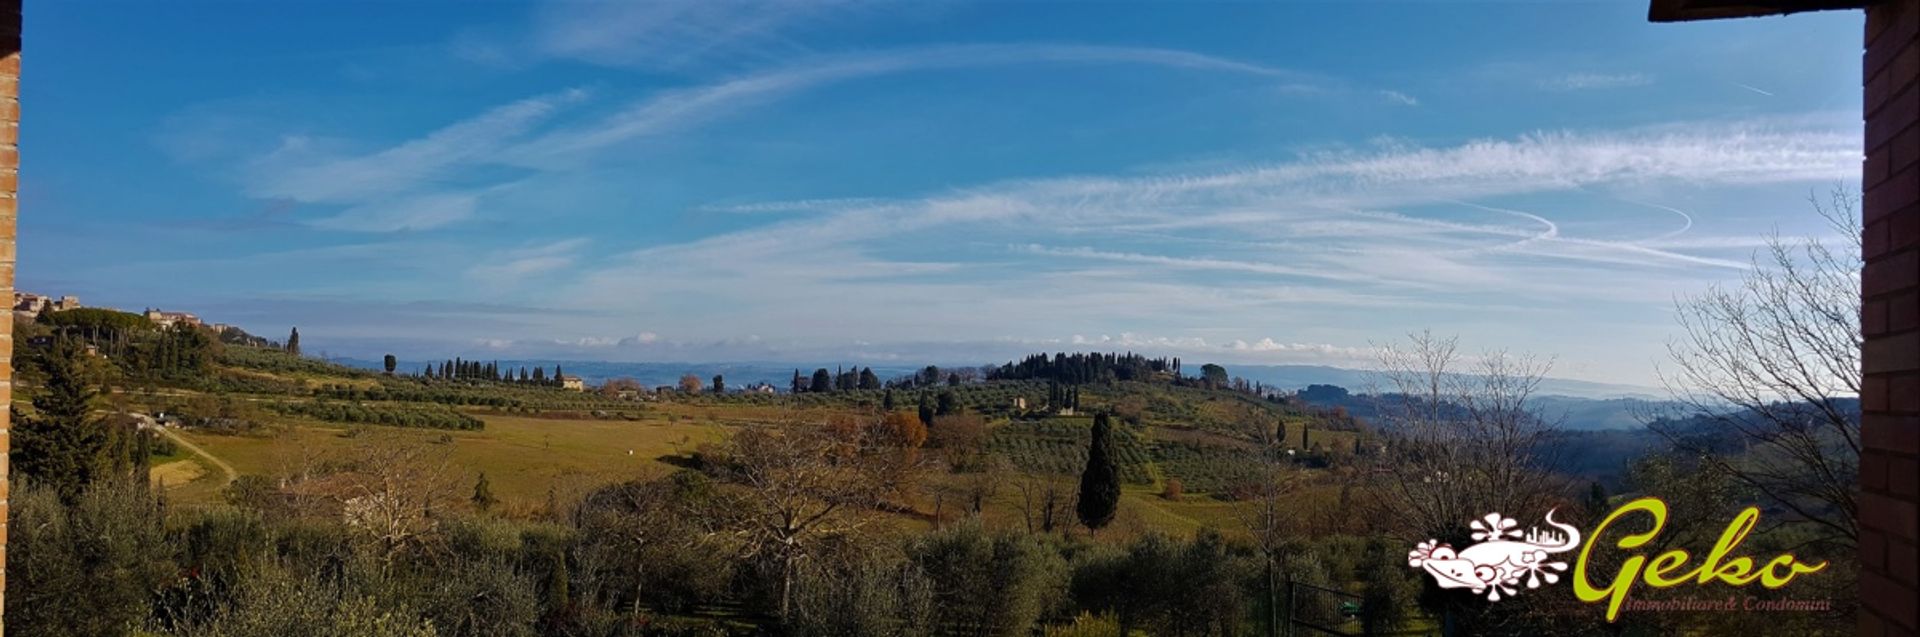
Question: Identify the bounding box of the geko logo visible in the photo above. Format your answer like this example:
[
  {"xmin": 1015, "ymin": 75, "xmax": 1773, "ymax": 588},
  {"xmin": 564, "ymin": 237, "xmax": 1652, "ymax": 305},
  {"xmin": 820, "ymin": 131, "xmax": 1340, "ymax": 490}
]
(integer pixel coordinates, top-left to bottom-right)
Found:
[
  {"xmin": 1407, "ymin": 510, "xmax": 1581, "ymax": 602},
  {"xmin": 1407, "ymin": 497, "xmax": 1829, "ymax": 622}
]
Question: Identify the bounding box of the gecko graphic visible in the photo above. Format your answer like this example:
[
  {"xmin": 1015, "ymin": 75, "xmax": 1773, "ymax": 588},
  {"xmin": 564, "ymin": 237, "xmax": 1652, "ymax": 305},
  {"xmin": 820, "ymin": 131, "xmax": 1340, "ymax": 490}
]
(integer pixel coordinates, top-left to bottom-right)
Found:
[{"xmin": 1406, "ymin": 510, "xmax": 1582, "ymax": 602}]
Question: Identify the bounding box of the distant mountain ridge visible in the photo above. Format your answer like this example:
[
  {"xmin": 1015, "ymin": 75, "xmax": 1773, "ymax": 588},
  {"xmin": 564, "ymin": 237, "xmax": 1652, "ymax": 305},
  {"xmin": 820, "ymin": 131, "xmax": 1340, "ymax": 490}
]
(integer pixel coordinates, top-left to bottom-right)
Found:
[{"xmin": 1224, "ymin": 364, "xmax": 1661, "ymax": 400}]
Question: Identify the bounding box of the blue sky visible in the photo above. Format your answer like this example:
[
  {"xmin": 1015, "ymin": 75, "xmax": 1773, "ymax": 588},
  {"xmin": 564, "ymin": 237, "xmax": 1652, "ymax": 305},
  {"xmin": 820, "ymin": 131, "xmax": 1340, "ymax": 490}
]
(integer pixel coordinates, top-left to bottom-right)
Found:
[{"xmin": 26, "ymin": 1, "xmax": 1862, "ymax": 385}]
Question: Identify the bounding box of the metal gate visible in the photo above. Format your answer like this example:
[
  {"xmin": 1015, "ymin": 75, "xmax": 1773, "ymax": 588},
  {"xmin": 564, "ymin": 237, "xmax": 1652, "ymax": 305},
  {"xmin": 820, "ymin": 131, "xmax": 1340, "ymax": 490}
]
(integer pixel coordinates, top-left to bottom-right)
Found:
[{"xmin": 1284, "ymin": 580, "xmax": 1365, "ymax": 637}]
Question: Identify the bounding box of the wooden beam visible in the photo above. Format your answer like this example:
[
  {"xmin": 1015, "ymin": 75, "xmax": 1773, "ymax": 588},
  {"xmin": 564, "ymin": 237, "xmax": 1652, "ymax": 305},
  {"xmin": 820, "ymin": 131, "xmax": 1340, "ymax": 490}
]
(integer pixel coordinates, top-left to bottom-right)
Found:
[{"xmin": 1649, "ymin": 0, "xmax": 1874, "ymax": 22}]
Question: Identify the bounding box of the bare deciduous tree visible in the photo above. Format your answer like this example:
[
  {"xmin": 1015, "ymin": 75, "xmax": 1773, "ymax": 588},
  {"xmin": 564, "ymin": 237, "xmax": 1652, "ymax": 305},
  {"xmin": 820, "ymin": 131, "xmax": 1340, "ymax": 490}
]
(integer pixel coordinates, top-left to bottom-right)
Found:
[
  {"xmin": 334, "ymin": 439, "xmax": 459, "ymax": 564},
  {"xmin": 1228, "ymin": 402, "xmax": 1304, "ymax": 637},
  {"xmin": 1012, "ymin": 466, "xmax": 1073, "ymax": 535},
  {"xmin": 720, "ymin": 421, "xmax": 894, "ymax": 618},
  {"xmin": 1657, "ymin": 188, "xmax": 1861, "ymax": 546},
  {"xmin": 1367, "ymin": 331, "xmax": 1565, "ymax": 542}
]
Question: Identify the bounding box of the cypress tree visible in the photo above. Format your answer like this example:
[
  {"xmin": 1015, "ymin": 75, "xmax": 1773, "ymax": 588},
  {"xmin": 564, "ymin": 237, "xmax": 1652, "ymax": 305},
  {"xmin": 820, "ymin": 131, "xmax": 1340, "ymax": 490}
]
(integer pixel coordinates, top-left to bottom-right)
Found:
[
  {"xmin": 918, "ymin": 394, "xmax": 936, "ymax": 427},
  {"xmin": 810, "ymin": 368, "xmax": 831, "ymax": 393},
  {"xmin": 473, "ymin": 472, "xmax": 498, "ymax": 511},
  {"xmin": 132, "ymin": 428, "xmax": 153, "ymax": 486},
  {"xmin": 286, "ymin": 327, "xmax": 301, "ymax": 357},
  {"xmin": 383, "ymin": 354, "xmax": 397, "ymax": 375},
  {"xmin": 16, "ymin": 336, "xmax": 112, "ymax": 500},
  {"xmin": 1076, "ymin": 413, "xmax": 1121, "ymax": 534},
  {"xmin": 546, "ymin": 550, "xmax": 571, "ymax": 612}
]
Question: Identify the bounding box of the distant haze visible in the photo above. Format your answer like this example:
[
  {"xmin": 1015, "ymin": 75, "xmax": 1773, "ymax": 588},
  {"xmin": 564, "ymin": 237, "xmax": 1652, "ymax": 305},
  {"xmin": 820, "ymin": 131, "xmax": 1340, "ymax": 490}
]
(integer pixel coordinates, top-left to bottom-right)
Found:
[{"xmin": 336, "ymin": 358, "xmax": 1660, "ymax": 400}]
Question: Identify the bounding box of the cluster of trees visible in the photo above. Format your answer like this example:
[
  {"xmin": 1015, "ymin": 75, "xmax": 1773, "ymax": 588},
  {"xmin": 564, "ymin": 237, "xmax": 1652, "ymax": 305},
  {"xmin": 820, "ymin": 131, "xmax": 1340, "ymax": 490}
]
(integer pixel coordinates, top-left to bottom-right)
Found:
[
  {"xmin": 983, "ymin": 353, "xmax": 1278, "ymax": 398},
  {"xmin": 266, "ymin": 400, "xmax": 486, "ymax": 431},
  {"xmin": 30, "ymin": 309, "xmax": 218, "ymax": 380},
  {"xmin": 789, "ymin": 366, "xmax": 881, "ymax": 393},
  {"xmin": 127, "ymin": 324, "xmax": 218, "ymax": 379},
  {"xmin": 1045, "ymin": 380, "xmax": 1082, "ymax": 412},
  {"xmin": 36, "ymin": 307, "xmax": 150, "ymax": 341},
  {"xmin": 418, "ymin": 358, "xmax": 571, "ymax": 388},
  {"xmin": 988, "ymin": 352, "xmax": 1181, "ymax": 385},
  {"xmin": 14, "ymin": 336, "xmax": 163, "ymax": 500},
  {"xmin": 888, "ymin": 365, "xmax": 987, "ymax": 390}
]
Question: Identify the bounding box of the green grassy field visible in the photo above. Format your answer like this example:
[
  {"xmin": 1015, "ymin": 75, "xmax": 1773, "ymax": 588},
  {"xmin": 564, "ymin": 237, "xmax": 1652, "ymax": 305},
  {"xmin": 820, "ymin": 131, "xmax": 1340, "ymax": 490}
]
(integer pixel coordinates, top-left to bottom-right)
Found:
[
  {"xmin": 153, "ymin": 406, "xmax": 1354, "ymax": 546},
  {"xmin": 160, "ymin": 412, "xmax": 731, "ymax": 507}
]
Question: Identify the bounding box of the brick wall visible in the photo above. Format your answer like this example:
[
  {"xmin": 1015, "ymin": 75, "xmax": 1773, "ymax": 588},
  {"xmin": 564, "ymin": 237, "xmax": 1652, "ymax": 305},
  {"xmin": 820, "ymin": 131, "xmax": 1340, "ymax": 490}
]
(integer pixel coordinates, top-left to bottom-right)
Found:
[
  {"xmin": 0, "ymin": 1, "xmax": 15, "ymax": 633},
  {"xmin": 0, "ymin": 1, "xmax": 14, "ymax": 634},
  {"xmin": 1863, "ymin": 1, "xmax": 1920, "ymax": 635}
]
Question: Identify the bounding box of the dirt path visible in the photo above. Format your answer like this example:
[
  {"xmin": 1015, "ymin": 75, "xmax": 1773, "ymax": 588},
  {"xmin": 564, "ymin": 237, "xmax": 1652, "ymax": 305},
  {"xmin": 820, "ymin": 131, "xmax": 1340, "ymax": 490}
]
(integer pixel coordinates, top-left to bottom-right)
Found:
[{"xmin": 156, "ymin": 427, "xmax": 238, "ymax": 487}]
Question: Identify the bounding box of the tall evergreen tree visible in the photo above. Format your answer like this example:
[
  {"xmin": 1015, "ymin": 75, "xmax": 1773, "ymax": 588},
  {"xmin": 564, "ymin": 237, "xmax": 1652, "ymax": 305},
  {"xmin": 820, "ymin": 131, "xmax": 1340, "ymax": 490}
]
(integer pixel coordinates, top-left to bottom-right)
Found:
[
  {"xmin": 810, "ymin": 368, "xmax": 832, "ymax": 393},
  {"xmin": 859, "ymin": 367, "xmax": 880, "ymax": 390},
  {"xmin": 16, "ymin": 336, "xmax": 118, "ymax": 500},
  {"xmin": 1076, "ymin": 413, "xmax": 1121, "ymax": 534},
  {"xmin": 285, "ymin": 327, "xmax": 301, "ymax": 357},
  {"xmin": 918, "ymin": 393, "xmax": 936, "ymax": 427},
  {"xmin": 383, "ymin": 354, "xmax": 397, "ymax": 375},
  {"xmin": 554, "ymin": 365, "xmax": 564, "ymax": 385},
  {"xmin": 792, "ymin": 369, "xmax": 804, "ymax": 393},
  {"xmin": 883, "ymin": 388, "xmax": 896, "ymax": 411}
]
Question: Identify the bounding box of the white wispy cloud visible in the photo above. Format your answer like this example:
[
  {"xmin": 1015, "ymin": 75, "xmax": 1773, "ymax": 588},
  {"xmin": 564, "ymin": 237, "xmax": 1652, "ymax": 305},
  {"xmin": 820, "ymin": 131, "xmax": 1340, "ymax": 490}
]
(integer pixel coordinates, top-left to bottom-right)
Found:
[
  {"xmin": 555, "ymin": 114, "xmax": 1857, "ymax": 334},
  {"xmin": 528, "ymin": 0, "xmax": 864, "ymax": 71},
  {"xmin": 1540, "ymin": 72, "xmax": 1653, "ymax": 91},
  {"xmin": 503, "ymin": 43, "xmax": 1315, "ymax": 165},
  {"xmin": 243, "ymin": 44, "xmax": 1312, "ymax": 233},
  {"xmin": 1380, "ymin": 90, "xmax": 1420, "ymax": 106},
  {"xmin": 250, "ymin": 89, "xmax": 589, "ymax": 205},
  {"xmin": 467, "ymin": 238, "xmax": 590, "ymax": 282},
  {"xmin": 311, "ymin": 192, "xmax": 482, "ymax": 233}
]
